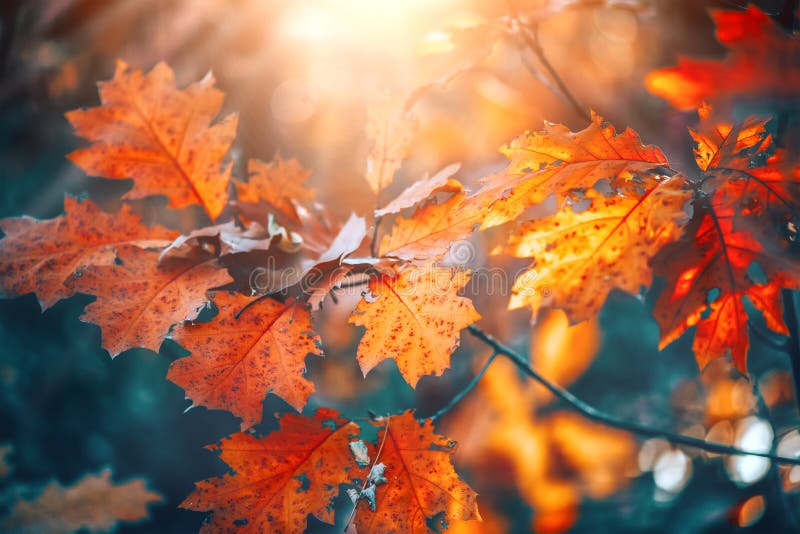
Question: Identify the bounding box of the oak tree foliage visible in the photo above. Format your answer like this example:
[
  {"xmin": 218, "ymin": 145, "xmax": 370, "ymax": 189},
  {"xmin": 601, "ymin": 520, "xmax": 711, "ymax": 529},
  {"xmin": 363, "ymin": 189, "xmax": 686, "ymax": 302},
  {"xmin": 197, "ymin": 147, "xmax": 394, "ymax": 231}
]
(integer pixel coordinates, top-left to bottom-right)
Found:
[{"xmin": 1, "ymin": 3, "xmax": 799, "ymax": 532}]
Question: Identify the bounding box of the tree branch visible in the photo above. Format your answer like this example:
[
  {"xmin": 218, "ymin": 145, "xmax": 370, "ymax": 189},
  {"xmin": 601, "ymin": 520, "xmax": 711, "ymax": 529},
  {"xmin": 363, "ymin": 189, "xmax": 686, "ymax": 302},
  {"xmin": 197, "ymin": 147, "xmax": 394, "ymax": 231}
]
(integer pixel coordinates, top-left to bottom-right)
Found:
[
  {"xmin": 506, "ymin": 1, "xmax": 592, "ymax": 124},
  {"xmin": 428, "ymin": 351, "xmax": 498, "ymax": 422},
  {"xmin": 466, "ymin": 325, "xmax": 800, "ymax": 465}
]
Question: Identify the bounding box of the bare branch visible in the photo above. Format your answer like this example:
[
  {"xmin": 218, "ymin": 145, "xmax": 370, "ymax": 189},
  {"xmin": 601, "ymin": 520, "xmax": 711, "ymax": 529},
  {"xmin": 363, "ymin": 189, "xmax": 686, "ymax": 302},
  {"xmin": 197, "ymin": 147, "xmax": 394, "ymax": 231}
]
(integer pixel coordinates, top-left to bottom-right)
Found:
[
  {"xmin": 506, "ymin": 0, "xmax": 592, "ymax": 123},
  {"xmin": 428, "ymin": 351, "xmax": 498, "ymax": 422},
  {"xmin": 466, "ymin": 324, "xmax": 800, "ymax": 465}
]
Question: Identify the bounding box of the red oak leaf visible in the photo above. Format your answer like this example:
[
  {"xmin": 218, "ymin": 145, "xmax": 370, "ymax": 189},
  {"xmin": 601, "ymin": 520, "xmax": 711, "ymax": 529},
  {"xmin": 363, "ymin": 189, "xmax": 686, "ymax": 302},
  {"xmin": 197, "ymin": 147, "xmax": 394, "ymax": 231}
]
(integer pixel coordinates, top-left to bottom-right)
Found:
[
  {"xmin": 0, "ymin": 197, "xmax": 176, "ymax": 310},
  {"xmin": 66, "ymin": 245, "xmax": 232, "ymax": 357},
  {"xmin": 67, "ymin": 61, "xmax": 237, "ymax": 220},
  {"xmin": 182, "ymin": 409, "xmax": 361, "ymax": 534},
  {"xmin": 168, "ymin": 292, "xmax": 322, "ymax": 429}
]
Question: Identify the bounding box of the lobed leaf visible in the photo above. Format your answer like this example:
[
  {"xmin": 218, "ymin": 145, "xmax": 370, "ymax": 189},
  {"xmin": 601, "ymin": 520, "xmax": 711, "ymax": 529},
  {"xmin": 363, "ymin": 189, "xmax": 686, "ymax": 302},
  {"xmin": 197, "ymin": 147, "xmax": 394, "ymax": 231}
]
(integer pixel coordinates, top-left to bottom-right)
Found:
[
  {"xmin": 169, "ymin": 293, "xmax": 322, "ymax": 429},
  {"xmin": 67, "ymin": 60, "xmax": 237, "ymax": 220}
]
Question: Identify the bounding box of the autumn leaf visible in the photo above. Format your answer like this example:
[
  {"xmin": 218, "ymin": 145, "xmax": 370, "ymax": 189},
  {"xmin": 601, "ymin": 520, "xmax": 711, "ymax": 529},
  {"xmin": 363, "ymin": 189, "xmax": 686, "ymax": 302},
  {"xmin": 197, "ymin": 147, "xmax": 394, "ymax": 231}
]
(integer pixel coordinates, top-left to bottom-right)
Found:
[
  {"xmin": 305, "ymin": 264, "xmax": 354, "ymax": 311},
  {"xmin": 646, "ymin": 6, "xmax": 800, "ymax": 110},
  {"xmin": 159, "ymin": 220, "xmax": 273, "ymax": 261},
  {"xmin": 0, "ymin": 469, "xmax": 162, "ymax": 534},
  {"xmin": 687, "ymin": 110, "xmax": 800, "ymax": 236},
  {"xmin": 654, "ymin": 114, "xmax": 800, "ymax": 371},
  {"xmin": 66, "ymin": 60, "xmax": 237, "ymax": 220},
  {"xmin": 182, "ymin": 409, "xmax": 360, "ymax": 533},
  {"xmin": 349, "ymin": 267, "xmax": 481, "ymax": 387},
  {"xmin": 364, "ymin": 94, "xmax": 417, "ymax": 196},
  {"xmin": 688, "ymin": 108, "xmax": 768, "ymax": 172},
  {"xmin": 168, "ymin": 292, "xmax": 322, "ymax": 429},
  {"xmin": 293, "ymin": 202, "xmax": 354, "ymax": 258},
  {"xmin": 352, "ymin": 412, "xmax": 480, "ymax": 533},
  {"xmin": 654, "ymin": 201, "xmax": 797, "ymax": 371},
  {"xmin": 374, "ymin": 162, "xmax": 462, "ymax": 217},
  {"xmin": 476, "ymin": 113, "xmax": 670, "ymax": 229},
  {"xmin": 299, "ymin": 213, "xmax": 369, "ymax": 309},
  {"xmin": 311, "ymin": 213, "xmax": 368, "ymax": 265},
  {"xmin": 233, "ymin": 213, "xmax": 367, "ymax": 305},
  {"xmin": 66, "ymin": 245, "xmax": 232, "ymax": 357},
  {"xmin": 0, "ymin": 197, "xmax": 177, "ymax": 310},
  {"xmin": 234, "ymin": 157, "xmax": 315, "ymax": 225},
  {"xmin": 379, "ymin": 192, "xmax": 483, "ymax": 262},
  {"xmin": 691, "ymin": 283, "xmax": 788, "ymax": 370},
  {"xmin": 501, "ymin": 177, "xmax": 690, "ymax": 322},
  {"xmin": 219, "ymin": 213, "xmax": 367, "ymax": 299}
]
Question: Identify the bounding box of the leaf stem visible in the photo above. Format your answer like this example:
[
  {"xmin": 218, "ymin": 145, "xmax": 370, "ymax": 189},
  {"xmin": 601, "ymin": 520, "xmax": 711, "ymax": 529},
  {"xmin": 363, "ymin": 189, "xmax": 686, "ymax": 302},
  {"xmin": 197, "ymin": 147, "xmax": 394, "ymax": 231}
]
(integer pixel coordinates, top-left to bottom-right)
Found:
[
  {"xmin": 466, "ymin": 324, "xmax": 800, "ymax": 465},
  {"xmin": 343, "ymin": 417, "xmax": 390, "ymax": 532},
  {"xmin": 428, "ymin": 351, "xmax": 498, "ymax": 422},
  {"xmin": 234, "ymin": 292, "xmax": 272, "ymax": 319},
  {"xmin": 370, "ymin": 215, "xmax": 382, "ymax": 259}
]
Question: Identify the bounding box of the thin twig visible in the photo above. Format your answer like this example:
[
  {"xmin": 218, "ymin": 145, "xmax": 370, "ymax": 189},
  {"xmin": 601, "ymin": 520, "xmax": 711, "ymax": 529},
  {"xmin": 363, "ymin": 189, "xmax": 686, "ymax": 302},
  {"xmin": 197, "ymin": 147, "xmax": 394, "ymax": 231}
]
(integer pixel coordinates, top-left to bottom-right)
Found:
[
  {"xmin": 343, "ymin": 417, "xmax": 390, "ymax": 532},
  {"xmin": 518, "ymin": 47, "xmax": 560, "ymax": 96},
  {"xmin": 466, "ymin": 325, "xmax": 800, "ymax": 465},
  {"xmin": 428, "ymin": 352, "xmax": 498, "ymax": 422},
  {"xmin": 506, "ymin": 0, "xmax": 592, "ymax": 123}
]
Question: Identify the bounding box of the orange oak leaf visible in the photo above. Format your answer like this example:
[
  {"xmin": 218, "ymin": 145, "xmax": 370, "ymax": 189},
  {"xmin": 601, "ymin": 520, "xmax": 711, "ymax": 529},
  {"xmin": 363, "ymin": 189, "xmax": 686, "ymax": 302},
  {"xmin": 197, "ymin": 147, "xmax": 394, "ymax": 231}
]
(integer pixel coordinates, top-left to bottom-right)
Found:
[
  {"xmin": 349, "ymin": 267, "xmax": 481, "ymax": 387},
  {"xmin": 364, "ymin": 95, "xmax": 417, "ymax": 196},
  {"xmin": 66, "ymin": 60, "xmax": 237, "ymax": 220},
  {"xmin": 66, "ymin": 245, "xmax": 232, "ymax": 357},
  {"xmin": 476, "ymin": 113, "xmax": 669, "ymax": 228},
  {"xmin": 181, "ymin": 409, "xmax": 360, "ymax": 533},
  {"xmin": 501, "ymin": 177, "xmax": 690, "ymax": 322},
  {"xmin": 654, "ymin": 115, "xmax": 800, "ymax": 370},
  {"xmin": 353, "ymin": 412, "xmax": 480, "ymax": 533},
  {"xmin": 234, "ymin": 157, "xmax": 315, "ymax": 225},
  {"xmin": 0, "ymin": 469, "xmax": 162, "ymax": 534},
  {"xmin": 646, "ymin": 6, "xmax": 800, "ymax": 110},
  {"xmin": 374, "ymin": 162, "xmax": 462, "ymax": 217},
  {"xmin": 378, "ymin": 192, "xmax": 483, "ymax": 262},
  {"xmin": 0, "ymin": 197, "xmax": 176, "ymax": 310},
  {"xmin": 168, "ymin": 293, "xmax": 322, "ymax": 429}
]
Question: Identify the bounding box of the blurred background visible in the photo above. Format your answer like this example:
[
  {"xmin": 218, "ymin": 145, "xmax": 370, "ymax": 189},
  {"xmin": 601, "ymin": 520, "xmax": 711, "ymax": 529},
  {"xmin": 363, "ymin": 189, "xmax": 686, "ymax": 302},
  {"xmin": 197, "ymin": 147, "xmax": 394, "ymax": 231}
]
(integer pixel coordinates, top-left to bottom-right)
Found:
[{"xmin": 0, "ymin": 0, "xmax": 799, "ymax": 532}]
